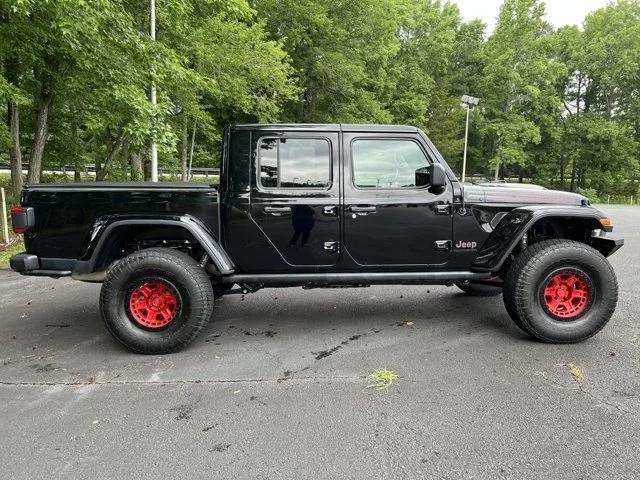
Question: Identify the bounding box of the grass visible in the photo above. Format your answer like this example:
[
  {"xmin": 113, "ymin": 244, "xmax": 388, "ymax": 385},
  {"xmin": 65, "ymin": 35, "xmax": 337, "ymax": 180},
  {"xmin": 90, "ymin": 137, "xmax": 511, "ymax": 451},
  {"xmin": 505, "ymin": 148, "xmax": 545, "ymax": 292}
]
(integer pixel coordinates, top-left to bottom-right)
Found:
[
  {"xmin": 0, "ymin": 240, "xmax": 24, "ymax": 268},
  {"xmin": 563, "ymin": 362, "xmax": 584, "ymax": 383},
  {"xmin": 364, "ymin": 368, "xmax": 400, "ymax": 391}
]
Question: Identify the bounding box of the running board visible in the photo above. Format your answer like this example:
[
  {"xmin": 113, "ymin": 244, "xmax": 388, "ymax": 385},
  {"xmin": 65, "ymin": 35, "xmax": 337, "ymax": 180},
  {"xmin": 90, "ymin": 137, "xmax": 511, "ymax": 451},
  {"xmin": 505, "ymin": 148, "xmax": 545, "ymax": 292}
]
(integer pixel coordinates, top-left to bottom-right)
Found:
[{"xmin": 221, "ymin": 271, "xmax": 491, "ymax": 287}]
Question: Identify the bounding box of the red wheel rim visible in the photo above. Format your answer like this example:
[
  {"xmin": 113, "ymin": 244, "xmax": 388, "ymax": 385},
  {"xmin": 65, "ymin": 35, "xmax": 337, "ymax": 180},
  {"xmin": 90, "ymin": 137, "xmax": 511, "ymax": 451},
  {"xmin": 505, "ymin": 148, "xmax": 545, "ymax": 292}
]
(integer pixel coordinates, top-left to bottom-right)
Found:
[
  {"xmin": 542, "ymin": 270, "xmax": 591, "ymax": 319},
  {"xmin": 128, "ymin": 281, "xmax": 179, "ymax": 329}
]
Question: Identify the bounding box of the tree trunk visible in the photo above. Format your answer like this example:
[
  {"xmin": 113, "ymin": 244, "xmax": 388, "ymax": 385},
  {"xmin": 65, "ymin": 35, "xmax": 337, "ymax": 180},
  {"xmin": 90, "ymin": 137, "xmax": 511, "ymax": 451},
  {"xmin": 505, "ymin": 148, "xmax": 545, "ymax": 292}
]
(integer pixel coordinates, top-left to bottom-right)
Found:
[
  {"xmin": 122, "ymin": 136, "xmax": 130, "ymax": 166},
  {"xmin": 8, "ymin": 102, "xmax": 23, "ymax": 197},
  {"xmin": 71, "ymin": 111, "xmax": 81, "ymax": 182},
  {"xmin": 569, "ymin": 160, "xmax": 577, "ymax": 191},
  {"xmin": 579, "ymin": 169, "xmax": 586, "ymax": 189},
  {"xmin": 96, "ymin": 132, "xmax": 126, "ymax": 181},
  {"xmin": 131, "ymin": 153, "xmax": 143, "ymax": 181},
  {"xmin": 188, "ymin": 120, "xmax": 197, "ymax": 181},
  {"xmin": 94, "ymin": 137, "xmax": 102, "ymax": 179},
  {"xmin": 5, "ymin": 55, "xmax": 23, "ymax": 196},
  {"xmin": 121, "ymin": 136, "xmax": 130, "ymax": 179},
  {"xmin": 559, "ymin": 121, "xmax": 566, "ymax": 189},
  {"xmin": 144, "ymin": 152, "xmax": 151, "ymax": 181},
  {"xmin": 493, "ymin": 162, "xmax": 500, "ymax": 181},
  {"xmin": 181, "ymin": 114, "xmax": 189, "ymax": 181},
  {"xmin": 26, "ymin": 88, "xmax": 53, "ymax": 184}
]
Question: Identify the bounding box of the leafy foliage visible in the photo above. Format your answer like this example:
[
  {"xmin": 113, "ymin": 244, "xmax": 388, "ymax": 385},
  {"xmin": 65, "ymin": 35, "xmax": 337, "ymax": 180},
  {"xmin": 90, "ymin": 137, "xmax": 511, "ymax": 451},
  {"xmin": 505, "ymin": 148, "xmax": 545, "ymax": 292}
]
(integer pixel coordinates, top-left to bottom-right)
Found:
[{"xmin": 0, "ymin": 0, "xmax": 638, "ymax": 198}]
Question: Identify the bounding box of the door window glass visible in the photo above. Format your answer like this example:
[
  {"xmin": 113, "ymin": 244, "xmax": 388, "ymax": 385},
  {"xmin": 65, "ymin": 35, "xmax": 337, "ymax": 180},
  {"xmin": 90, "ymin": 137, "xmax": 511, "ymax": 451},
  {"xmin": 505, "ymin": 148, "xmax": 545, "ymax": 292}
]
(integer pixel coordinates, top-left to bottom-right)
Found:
[
  {"xmin": 259, "ymin": 138, "xmax": 331, "ymax": 189},
  {"xmin": 352, "ymin": 139, "xmax": 429, "ymax": 189}
]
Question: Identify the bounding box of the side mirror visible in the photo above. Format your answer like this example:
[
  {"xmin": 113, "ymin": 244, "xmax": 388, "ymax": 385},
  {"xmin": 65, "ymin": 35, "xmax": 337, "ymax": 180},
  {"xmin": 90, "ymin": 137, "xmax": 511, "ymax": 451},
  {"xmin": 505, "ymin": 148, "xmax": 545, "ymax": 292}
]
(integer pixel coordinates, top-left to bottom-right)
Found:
[
  {"xmin": 429, "ymin": 163, "xmax": 447, "ymax": 189},
  {"xmin": 415, "ymin": 167, "xmax": 430, "ymax": 187}
]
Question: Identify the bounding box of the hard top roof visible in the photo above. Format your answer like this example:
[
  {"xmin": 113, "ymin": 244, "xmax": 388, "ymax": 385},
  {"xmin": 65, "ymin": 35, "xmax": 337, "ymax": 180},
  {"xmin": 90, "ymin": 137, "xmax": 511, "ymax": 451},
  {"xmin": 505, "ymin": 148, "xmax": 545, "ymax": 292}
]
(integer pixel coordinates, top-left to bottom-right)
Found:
[{"xmin": 230, "ymin": 123, "xmax": 419, "ymax": 133}]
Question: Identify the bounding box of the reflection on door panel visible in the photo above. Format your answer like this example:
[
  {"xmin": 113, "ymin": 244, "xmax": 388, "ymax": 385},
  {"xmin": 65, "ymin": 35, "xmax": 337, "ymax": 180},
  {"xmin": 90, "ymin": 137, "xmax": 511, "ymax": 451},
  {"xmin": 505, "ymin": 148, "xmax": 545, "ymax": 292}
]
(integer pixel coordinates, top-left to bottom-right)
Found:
[
  {"xmin": 251, "ymin": 134, "xmax": 340, "ymax": 267},
  {"xmin": 343, "ymin": 136, "xmax": 453, "ymax": 266}
]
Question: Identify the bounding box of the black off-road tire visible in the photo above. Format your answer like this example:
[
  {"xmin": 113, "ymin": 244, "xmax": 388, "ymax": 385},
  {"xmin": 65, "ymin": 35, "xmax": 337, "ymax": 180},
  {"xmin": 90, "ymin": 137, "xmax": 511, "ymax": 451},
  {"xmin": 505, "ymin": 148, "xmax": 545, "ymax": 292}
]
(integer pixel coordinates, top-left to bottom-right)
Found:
[
  {"xmin": 100, "ymin": 248, "xmax": 214, "ymax": 354},
  {"xmin": 455, "ymin": 281, "xmax": 503, "ymax": 297},
  {"xmin": 503, "ymin": 239, "xmax": 618, "ymax": 343}
]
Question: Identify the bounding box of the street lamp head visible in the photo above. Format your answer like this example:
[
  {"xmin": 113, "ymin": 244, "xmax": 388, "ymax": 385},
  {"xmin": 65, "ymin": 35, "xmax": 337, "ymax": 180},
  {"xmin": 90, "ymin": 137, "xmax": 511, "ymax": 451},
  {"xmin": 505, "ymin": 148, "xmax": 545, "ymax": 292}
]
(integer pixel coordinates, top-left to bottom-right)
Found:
[{"xmin": 461, "ymin": 95, "xmax": 480, "ymax": 107}]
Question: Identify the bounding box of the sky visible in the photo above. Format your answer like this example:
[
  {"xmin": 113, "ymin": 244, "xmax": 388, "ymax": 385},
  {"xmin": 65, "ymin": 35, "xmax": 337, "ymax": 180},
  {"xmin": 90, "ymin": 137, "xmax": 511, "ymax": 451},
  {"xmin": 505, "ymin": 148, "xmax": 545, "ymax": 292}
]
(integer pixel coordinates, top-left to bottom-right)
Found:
[{"xmin": 451, "ymin": 0, "xmax": 613, "ymax": 33}]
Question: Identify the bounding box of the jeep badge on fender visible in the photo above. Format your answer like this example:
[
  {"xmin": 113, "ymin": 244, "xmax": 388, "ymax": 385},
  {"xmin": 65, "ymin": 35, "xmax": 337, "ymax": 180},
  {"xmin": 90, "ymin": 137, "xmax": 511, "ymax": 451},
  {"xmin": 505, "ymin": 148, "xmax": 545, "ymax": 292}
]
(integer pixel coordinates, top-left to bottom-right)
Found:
[
  {"xmin": 9, "ymin": 124, "xmax": 624, "ymax": 354},
  {"xmin": 455, "ymin": 240, "xmax": 478, "ymax": 249}
]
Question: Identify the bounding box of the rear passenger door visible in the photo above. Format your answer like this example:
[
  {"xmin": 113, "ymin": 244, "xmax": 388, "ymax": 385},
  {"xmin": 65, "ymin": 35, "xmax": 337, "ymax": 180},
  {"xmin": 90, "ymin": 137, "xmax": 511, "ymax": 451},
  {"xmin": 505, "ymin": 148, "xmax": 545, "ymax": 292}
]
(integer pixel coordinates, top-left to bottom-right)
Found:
[{"xmin": 249, "ymin": 131, "xmax": 340, "ymax": 268}]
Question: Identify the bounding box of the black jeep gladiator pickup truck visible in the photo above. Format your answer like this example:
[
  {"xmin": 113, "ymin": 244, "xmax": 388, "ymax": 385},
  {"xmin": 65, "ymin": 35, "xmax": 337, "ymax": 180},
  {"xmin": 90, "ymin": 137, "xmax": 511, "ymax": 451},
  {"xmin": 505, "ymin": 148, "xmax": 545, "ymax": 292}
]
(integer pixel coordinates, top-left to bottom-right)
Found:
[{"xmin": 10, "ymin": 124, "xmax": 623, "ymax": 353}]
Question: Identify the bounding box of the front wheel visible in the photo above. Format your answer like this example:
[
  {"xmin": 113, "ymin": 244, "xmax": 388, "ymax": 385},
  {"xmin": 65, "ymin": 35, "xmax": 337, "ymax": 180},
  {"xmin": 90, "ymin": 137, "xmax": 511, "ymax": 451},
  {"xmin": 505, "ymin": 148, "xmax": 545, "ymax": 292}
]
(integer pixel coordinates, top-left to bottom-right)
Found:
[
  {"xmin": 503, "ymin": 239, "xmax": 618, "ymax": 343},
  {"xmin": 100, "ymin": 248, "xmax": 214, "ymax": 354}
]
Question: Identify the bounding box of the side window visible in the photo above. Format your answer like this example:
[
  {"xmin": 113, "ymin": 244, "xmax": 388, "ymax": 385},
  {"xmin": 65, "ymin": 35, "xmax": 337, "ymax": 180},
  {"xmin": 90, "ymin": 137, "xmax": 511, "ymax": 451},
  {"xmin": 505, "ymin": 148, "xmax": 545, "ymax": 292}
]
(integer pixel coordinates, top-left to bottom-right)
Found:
[
  {"xmin": 258, "ymin": 137, "xmax": 331, "ymax": 189},
  {"xmin": 352, "ymin": 139, "xmax": 429, "ymax": 189}
]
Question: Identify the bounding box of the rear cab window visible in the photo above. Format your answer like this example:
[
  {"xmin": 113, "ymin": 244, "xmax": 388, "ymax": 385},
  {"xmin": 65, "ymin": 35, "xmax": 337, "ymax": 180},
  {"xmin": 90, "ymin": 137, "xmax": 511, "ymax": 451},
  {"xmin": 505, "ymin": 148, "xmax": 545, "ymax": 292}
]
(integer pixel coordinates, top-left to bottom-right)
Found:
[{"xmin": 258, "ymin": 137, "xmax": 331, "ymax": 189}]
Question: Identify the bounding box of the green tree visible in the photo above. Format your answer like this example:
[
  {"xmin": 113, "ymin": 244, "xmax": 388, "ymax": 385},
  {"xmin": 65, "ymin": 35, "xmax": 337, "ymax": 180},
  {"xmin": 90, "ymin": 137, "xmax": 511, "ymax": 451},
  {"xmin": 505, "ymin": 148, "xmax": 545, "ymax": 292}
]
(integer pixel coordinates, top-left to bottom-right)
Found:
[
  {"xmin": 478, "ymin": 0, "xmax": 563, "ymax": 180},
  {"xmin": 387, "ymin": 0, "xmax": 466, "ymax": 165},
  {"xmin": 1, "ymin": 0, "xmax": 298, "ymax": 184},
  {"xmin": 547, "ymin": 2, "xmax": 639, "ymax": 194},
  {"xmin": 2, "ymin": 0, "xmax": 639, "ymax": 198},
  {"xmin": 1, "ymin": 0, "xmax": 155, "ymax": 183},
  {"xmin": 255, "ymin": 0, "xmax": 402, "ymax": 123}
]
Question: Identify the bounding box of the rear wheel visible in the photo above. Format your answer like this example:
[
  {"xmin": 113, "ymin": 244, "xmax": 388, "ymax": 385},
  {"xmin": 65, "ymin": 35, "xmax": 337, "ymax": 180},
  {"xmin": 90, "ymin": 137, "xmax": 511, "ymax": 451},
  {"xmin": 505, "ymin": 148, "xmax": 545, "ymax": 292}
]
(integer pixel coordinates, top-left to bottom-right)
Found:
[
  {"xmin": 503, "ymin": 239, "xmax": 617, "ymax": 343},
  {"xmin": 455, "ymin": 281, "xmax": 502, "ymax": 297},
  {"xmin": 100, "ymin": 248, "xmax": 214, "ymax": 354}
]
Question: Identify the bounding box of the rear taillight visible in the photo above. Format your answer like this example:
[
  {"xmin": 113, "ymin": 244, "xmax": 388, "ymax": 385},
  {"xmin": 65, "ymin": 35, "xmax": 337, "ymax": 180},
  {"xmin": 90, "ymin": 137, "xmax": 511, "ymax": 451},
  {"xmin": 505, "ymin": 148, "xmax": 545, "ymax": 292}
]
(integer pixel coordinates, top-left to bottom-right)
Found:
[{"xmin": 11, "ymin": 206, "xmax": 34, "ymax": 234}]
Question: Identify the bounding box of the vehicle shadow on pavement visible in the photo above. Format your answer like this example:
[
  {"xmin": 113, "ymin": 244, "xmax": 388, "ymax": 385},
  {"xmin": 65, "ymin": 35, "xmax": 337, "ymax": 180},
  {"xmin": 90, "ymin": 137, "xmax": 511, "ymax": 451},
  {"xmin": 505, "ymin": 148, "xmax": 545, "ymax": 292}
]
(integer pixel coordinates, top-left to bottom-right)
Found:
[
  {"xmin": 0, "ymin": 280, "xmax": 531, "ymax": 383},
  {"xmin": 203, "ymin": 286, "xmax": 528, "ymax": 342}
]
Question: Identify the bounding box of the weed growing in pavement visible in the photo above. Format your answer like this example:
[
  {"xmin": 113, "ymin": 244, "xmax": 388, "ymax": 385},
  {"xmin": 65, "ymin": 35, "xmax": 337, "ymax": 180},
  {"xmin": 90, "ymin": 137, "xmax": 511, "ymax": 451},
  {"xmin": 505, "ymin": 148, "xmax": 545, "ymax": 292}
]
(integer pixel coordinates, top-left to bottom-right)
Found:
[{"xmin": 364, "ymin": 368, "xmax": 400, "ymax": 391}]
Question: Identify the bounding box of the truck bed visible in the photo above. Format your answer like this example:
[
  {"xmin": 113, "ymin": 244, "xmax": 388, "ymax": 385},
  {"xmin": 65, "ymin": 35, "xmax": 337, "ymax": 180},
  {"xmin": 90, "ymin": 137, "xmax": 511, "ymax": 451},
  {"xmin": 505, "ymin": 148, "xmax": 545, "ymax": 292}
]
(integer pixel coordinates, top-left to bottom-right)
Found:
[
  {"xmin": 23, "ymin": 182, "xmax": 216, "ymax": 190},
  {"xmin": 21, "ymin": 182, "xmax": 219, "ymax": 260}
]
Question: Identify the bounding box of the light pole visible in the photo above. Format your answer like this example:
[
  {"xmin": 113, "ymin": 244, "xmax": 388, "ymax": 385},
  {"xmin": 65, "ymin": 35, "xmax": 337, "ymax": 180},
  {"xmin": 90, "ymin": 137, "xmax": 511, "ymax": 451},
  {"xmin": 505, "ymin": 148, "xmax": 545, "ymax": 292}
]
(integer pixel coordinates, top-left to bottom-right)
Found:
[
  {"xmin": 150, "ymin": 0, "xmax": 158, "ymax": 182},
  {"xmin": 460, "ymin": 94, "xmax": 479, "ymax": 183}
]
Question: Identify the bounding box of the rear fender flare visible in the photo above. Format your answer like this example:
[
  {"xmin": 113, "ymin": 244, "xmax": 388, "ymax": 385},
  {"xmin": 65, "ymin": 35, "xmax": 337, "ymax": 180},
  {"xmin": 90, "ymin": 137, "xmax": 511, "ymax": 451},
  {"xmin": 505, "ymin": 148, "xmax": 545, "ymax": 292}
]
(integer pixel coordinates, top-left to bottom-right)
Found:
[{"xmin": 73, "ymin": 214, "xmax": 234, "ymax": 276}]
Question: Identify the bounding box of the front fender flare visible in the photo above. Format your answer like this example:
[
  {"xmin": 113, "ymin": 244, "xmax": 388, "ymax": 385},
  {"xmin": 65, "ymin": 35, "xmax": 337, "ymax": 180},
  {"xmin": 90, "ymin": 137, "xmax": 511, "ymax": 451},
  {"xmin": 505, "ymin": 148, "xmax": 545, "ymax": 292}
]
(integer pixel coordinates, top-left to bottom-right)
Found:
[
  {"xmin": 73, "ymin": 214, "xmax": 235, "ymax": 277},
  {"xmin": 471, "ymin": 206, "xmax": 611, "ymax": 272}
]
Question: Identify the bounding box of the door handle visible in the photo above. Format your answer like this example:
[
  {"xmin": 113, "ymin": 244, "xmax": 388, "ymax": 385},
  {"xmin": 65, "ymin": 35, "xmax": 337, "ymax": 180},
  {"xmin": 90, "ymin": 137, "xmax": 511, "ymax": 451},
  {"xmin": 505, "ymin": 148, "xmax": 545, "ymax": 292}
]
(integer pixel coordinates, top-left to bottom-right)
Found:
[
  {"xmin": 322, "ymin": 206, "xmax": 338, "ymax": 216},
  {"xmin": 264, "ymin": 206, "xmax": 291, "ymax": 216},
  {"xmin": 349, "ymin": 205, "xmax": 377, "ymax": 213},
  {"xmin": 323, "ymin": 241, "xmax": 339, "ymax": 252},
  {"xmin": 435, "ymin": 203, "xmax": 452, "ymax": 215}
]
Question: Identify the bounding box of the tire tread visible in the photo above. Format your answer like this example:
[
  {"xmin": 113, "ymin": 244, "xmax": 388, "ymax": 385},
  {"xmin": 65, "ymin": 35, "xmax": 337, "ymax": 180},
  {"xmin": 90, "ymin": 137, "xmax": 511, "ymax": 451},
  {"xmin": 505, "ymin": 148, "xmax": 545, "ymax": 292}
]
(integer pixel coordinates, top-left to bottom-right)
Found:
[
  {"xmin": 100, "ymin": 248, "xmax": 213, "ymax": 354},
  {"xmin": 503, "ymin": 239, "xmax": 618, "ymax": 343}
]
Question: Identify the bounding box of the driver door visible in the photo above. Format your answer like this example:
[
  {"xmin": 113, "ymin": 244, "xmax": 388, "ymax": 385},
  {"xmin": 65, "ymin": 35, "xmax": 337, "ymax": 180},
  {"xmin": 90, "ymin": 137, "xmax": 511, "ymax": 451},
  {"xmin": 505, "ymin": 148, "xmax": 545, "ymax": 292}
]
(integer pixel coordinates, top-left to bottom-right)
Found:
[{"xmin": 341, "ymin": 133, "xmax": 454, "ymax": 267}]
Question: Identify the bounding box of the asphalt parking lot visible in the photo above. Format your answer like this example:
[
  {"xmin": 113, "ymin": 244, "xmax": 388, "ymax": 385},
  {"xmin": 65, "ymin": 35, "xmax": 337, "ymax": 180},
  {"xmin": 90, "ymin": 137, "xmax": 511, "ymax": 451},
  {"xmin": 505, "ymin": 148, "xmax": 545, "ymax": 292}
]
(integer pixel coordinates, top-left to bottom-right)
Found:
[{"xmin": 1, "ymin": 206, "xmax": 638, "ymax": 479}]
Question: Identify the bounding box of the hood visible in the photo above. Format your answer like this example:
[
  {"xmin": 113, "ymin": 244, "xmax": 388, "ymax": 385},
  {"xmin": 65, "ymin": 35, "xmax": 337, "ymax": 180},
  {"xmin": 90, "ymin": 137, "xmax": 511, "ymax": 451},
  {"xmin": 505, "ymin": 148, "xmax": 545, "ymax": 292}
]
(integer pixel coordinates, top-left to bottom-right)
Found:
[{"xmin": 463, "ymin": 183, "xmax": 588, "ymax": 206}]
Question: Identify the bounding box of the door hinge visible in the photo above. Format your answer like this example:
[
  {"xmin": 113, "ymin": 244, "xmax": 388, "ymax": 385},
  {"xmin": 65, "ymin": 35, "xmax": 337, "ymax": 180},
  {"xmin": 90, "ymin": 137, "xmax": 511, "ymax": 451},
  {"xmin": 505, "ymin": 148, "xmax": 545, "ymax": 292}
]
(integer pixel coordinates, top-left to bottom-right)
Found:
[
  {"xmin": 323, "ymin": 241, "xmax": 339, "ymax": 253},
  {"xmin": 434, "ymin": 240, "xmax": 451, "ymax": 251}
]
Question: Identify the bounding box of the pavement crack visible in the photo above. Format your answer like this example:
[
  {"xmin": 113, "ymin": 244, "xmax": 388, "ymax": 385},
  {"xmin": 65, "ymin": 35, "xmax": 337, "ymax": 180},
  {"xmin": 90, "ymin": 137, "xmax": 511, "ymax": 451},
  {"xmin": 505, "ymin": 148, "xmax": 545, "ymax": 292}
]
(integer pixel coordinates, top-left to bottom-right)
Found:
[
  {"xmin": 532, "ymin": 370, "xmax": 636, "ymax": 416},
  {"xmin": 577, "ymin": 385, "xmax": 636, "ymax": 415}
]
